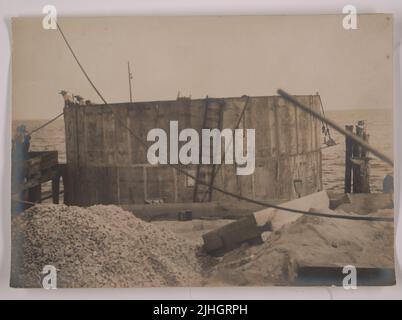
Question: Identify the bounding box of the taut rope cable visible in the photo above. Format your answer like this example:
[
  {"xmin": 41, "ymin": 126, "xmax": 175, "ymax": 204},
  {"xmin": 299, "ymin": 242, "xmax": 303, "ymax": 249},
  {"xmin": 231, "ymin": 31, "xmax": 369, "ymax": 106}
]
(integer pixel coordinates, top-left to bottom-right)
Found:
[
  {"xmin": 27, "ymin": 111, "xmax": 64, "ymax": 136},
  {"xmin": 55, "ymin": 23, "xmax": 394, "ymax": 223},
  {"xmin": 317, "ymin": 95, "xmax": 334, "ymax": 141},
  {"xmin": 57, "ymin": 22, "xmax": 108, "ymax": 105}
]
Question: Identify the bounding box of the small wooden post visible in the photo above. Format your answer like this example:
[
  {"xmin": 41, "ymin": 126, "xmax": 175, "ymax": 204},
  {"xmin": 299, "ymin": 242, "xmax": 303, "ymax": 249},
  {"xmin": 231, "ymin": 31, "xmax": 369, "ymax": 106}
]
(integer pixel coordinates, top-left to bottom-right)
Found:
[
  {"xmin": 344, "ymin": 125, "xmax": 353, "ymax": 193},
  {"xmin": 28, "ymin": 184, "xmax": 42, "ymax": 204},
  {"xmin": 352, "ymin": 125, "xmax": 361, "ymax": 193}
]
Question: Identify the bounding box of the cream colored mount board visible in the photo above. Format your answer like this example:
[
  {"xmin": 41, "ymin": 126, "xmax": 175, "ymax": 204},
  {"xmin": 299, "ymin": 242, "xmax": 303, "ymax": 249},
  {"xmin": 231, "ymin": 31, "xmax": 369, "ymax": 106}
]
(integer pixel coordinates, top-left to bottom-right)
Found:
[{"xmin": 10, "ymin": 15, "xmax": 395, "ymax": 288}]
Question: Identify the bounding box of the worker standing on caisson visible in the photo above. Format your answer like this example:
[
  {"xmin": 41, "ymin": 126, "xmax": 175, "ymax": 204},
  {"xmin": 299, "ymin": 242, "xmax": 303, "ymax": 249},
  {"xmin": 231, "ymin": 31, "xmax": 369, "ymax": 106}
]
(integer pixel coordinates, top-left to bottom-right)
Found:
[{"xmin": 12, "ymin": 124, "xmax": 31, "ymax": 184}]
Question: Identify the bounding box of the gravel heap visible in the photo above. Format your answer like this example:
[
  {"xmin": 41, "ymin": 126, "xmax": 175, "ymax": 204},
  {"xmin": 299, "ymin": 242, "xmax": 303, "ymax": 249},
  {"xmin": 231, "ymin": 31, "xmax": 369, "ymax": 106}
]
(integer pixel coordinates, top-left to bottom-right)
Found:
[
  {"xmin": 11, "ymin": 204, "xmax": 202, "ymax": 288},
  {"xmin": 11, "ymin": 204, "xmax": 394, "ymax": 288}
]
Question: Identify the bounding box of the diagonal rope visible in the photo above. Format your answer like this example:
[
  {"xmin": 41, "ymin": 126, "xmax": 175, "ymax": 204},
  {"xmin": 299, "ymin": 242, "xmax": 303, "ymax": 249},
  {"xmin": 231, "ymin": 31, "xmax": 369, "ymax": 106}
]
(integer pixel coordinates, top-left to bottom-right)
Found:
[
  {"xmin": 278, "ymin": 89, "xmax": 394, "ymax": 166},
  {"xmin": 57, "ymin": 22, "xmax": 108, "ymax": 105},
  {"xmin": 27, "ymin": 111, "xmax": 64, "ymax": 135}
]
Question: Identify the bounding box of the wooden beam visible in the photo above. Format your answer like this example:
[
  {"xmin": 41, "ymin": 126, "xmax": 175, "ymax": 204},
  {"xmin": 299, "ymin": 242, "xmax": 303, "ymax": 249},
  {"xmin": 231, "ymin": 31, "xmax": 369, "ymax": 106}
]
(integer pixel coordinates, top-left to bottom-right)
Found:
[
  {"xmin": 40, "ymin": 190, "xmax": 64, "ymax": 202},
  {"xmin": 352, "ymin": 121, "xmax": 371, "ymax": 193},
  {"xmin": 122, "ymin": 193, "xmax": 352, "ymax": 222},
  {"xmin": 121, "ymin": 200, "xmax": 273, "ymax": 222},
  {"xmin": 202, "ymin": 191, "xmax": 330, "ymax": 255},
  {"xmin": 203, "ymin": 215, "xmax": 271, "ymax": 255}
]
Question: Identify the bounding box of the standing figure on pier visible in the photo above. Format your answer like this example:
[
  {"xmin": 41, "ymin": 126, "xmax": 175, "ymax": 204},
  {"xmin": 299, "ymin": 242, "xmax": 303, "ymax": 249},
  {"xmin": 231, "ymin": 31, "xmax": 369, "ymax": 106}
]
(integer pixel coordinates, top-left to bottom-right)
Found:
[{"xmin": 12, "ymin": 124, "xmax": 31, "ymax": 184}]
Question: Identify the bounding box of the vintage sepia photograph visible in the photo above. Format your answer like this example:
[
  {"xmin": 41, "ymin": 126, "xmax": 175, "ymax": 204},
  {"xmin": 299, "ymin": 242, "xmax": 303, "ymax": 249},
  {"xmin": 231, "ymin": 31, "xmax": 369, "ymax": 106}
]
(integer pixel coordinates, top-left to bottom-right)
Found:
[{"xmin": 10, "ymin": 15, "xmax": 395, "ymax": 288}]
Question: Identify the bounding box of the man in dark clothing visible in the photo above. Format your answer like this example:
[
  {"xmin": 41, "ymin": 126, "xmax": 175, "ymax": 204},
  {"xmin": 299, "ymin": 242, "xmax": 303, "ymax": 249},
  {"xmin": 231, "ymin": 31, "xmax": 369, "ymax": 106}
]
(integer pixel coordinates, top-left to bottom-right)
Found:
[
  {"xmin": 15, "ymin": 125, "xmax": 30, "ymax": 158},
  {"xmin": 383, "ymin": 173, "xmax": 394, "ymax": 194},
  {"xmin": 12, "ymin": 125, "xmax": 31, "ymax": 184}
]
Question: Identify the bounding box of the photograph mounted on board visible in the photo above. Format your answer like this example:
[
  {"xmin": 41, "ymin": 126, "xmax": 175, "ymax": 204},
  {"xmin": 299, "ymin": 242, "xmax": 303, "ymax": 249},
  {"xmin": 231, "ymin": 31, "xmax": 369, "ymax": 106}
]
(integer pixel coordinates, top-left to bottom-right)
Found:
[{"xmin": 10, "ymin": 14, "xmax": 395, "ymax": 288}]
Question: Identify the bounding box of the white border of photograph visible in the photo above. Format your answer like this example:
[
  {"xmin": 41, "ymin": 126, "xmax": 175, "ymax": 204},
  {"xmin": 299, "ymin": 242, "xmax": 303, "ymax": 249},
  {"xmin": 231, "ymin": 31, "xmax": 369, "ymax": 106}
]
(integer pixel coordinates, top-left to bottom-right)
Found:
[{"xmin": 0, "ymin": 0, "xmax": 401, "ymax": 300}]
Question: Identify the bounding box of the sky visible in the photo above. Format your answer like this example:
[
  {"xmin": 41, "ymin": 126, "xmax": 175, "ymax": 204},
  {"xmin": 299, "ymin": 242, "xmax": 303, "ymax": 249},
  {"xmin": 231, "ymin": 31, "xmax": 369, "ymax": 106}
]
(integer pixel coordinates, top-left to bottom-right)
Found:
[{"xmin": 12, "ymin": 15, "xmax": 394, "ymax": 120}]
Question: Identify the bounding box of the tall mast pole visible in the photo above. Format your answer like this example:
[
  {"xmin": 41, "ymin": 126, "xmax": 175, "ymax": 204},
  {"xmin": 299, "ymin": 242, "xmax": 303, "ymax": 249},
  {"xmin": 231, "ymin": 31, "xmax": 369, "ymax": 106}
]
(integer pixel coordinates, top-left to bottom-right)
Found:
[{"xmin": 128, "ymin": 61, "xmax": 133, "ymax": 103}]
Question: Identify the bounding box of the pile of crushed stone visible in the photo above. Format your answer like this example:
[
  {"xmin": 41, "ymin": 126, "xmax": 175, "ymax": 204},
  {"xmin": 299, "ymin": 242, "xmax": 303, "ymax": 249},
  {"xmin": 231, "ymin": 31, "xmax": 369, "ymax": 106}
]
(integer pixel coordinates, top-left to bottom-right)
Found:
[
  {"xmin": 204, "ymin": 209, "xmax": 395, "ymax": 286},
  {"xmin": 11, "ymin": 204, "xmax": 202, "ymax": 288}
]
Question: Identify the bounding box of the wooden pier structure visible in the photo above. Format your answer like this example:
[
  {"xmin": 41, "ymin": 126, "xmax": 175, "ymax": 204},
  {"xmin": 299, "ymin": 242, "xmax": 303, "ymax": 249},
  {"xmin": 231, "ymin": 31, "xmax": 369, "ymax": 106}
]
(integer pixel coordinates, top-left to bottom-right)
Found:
[{"xmin": 11, "ymin": 151, "xmax": 64, "ymax": 213}]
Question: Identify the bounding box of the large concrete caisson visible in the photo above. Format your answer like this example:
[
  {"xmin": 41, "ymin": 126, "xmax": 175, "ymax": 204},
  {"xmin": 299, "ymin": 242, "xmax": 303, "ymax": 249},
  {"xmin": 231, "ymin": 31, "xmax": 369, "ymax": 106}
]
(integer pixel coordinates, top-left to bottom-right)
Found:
[{"xmin": 63, "ymin": 95, "xmax": 323, "ymax": 206}]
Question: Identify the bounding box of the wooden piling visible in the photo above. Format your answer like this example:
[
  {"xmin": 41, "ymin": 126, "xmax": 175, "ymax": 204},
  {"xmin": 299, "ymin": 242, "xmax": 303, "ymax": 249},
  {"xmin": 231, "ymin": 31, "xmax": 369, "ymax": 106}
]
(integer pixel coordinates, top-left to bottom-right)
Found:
[
  {"xmin": 28, "ymin": 185, "xmax": 42, "ymax": 204},
  {"xmin": 52, "ymin": 174, "xmax": 61, "ymax": 204},
  {"xmin": 202, "ymin": 191, "xmax": 330, "ymax": 255},
  {"xmin": 344, "ymin": 125, "xmax": 353, "ymax": 193},
  {"xmin": 344, "ymin": 122, "xmax": 370, "ymax": 194},
  {"xmin": 352, "ymin": 121, "xmax": 370, "ymax": 193}
]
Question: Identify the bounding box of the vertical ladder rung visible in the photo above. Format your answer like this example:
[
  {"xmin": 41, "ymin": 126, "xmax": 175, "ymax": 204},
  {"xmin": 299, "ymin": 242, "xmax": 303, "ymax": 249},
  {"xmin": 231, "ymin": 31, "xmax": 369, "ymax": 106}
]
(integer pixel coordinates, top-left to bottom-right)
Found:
[{"xmin": 193, "ymin": 97, "xmax": 225, "ymax": 202}]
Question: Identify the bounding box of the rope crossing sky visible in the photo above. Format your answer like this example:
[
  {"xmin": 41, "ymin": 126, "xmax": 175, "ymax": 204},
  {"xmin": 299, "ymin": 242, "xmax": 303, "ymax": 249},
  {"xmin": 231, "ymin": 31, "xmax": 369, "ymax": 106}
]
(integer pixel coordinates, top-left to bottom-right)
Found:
[
  {"xmin": 278, "ymin": 89, "xmax": 394, "ymax": 167},
  {"xmin": 27, "ymin": 111, "xmax": 64, "ymax": 136},
  {"xmin": 54, "ymin": 22, "xmax": 394, "ymax": 223}
]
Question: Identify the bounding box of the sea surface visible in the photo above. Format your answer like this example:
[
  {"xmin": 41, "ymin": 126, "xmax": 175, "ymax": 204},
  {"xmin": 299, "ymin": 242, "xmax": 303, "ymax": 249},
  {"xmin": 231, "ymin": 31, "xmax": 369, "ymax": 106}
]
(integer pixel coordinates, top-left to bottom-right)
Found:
[
  {"xmin": 13, "ymin": 109, "xmax": 394, "ymax": 194},
  {"xmin": 322, "ymin": 109, "xmax": 393, "ymax": 193}
]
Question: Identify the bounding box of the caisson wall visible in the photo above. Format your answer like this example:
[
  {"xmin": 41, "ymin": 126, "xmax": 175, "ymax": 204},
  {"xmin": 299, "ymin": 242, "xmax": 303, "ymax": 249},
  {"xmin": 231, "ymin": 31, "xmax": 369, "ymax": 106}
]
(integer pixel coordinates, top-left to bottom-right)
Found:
[{"xmin": 63, "ymin": 95, "xmax": 323, "ymax": 205}]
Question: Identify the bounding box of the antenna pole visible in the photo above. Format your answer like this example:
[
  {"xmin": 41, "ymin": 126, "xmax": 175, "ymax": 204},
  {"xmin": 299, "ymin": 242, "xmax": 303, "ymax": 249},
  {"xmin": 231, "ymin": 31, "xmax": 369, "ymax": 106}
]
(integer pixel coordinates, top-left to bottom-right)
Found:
[{"xmin": 128, "ymin": 61, "xmax": 133, "ymax": 103}]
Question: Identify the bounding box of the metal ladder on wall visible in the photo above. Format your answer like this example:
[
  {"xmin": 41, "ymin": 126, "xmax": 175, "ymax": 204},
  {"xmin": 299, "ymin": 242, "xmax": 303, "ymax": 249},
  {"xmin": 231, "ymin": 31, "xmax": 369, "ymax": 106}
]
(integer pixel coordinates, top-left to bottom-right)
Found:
[{"xmin": 192, "ymin": 97, "xmax": 225, "ymax": 202}]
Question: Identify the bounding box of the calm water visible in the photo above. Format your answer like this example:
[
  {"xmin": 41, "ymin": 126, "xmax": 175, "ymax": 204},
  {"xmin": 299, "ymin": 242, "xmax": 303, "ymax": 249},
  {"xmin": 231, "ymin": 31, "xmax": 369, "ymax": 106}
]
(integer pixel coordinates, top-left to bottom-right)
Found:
[
  {"xmin": 13, "ymin": 109, "xmax": 394, "ymax": 194},
  {"xmin": 322, "ymin": 109, "xmax": 393, "ymax": 193}
]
